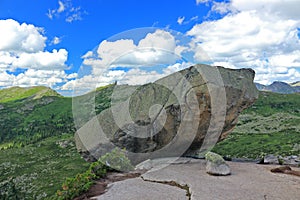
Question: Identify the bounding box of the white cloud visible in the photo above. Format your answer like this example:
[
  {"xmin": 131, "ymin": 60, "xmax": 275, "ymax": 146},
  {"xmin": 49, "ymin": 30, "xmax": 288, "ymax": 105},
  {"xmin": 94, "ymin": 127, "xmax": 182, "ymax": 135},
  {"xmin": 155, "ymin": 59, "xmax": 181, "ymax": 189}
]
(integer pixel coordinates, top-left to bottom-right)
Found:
[
  {"xmin": 177, "ymin": 16, "xmax": 185, "ymax": 25},
  {"xmin": 0, "ymin": 19, "xmax": 46, "ymax": 53},
  {"xmin": 66, "ymin": 29, "xmax": 198, "ymax": 94},
  {"xmin": 13, "ymin": 69, "xmax": 76, "ymax": 88},
  {"xmin": 12, "ymin": 49, "xmax": 68, "ymax": 70},
  {"xmin": 211, "ymin": 1, "xmax": 236, "ymax": 14},
  {"xmin": 81, "ymin": 51, "xmax": 93, "ymax": 59},
  {"xmin": 0, "ymin": 51, "xmax": 15, "ymax": 71},
  {"xmin": 162, "ymin": 62, "xmax": 193, "ymax": 75},
  {"xmin": 0, "ymin": 72, "xmax": 14, "ymax": 86},
  {"xmin": 139, "ymin": 30, "xmax": 176, "ymax": 52},
  {"xmin": 268, "ymin": 51, "xmax": 300, "ymax": 68},
  {"xmin": 196, "ymin": 0, "xmax": 211, "ymax": 5},
  {"xmin": 57, "ymin": 1, "xmax": 65, "ymax": 13},
  {"xmin": 46, "ymin": 10, "xmax": 54, "ymax": 20},
  {"xmin": 0, "ymin": 19, "xmax": 75, "ymax": 89},
  {"xmin": 96, "ymin": 39, "xmax": 137, "ymax": 67},
  {"xmin": 82, "ymin": 29, "xmax": 182, "ymax": 74},
  {"xmin": 177, "ymin": 16, "xmax": 199, "ymax": 26},
  {"xmin": 47, "ymin": 0, "xmax": 86, "ymax": 23},
  {"xmin": 61, "ymin": 75, "xmax": 97, "ymax": 92},
  {"xmin": 187, "ymin": 1, "xmax": 300, "ymax": 84},
  {"xmin": 231, "ymin": 0, "xmax": 300, "ymax": 20},
  {"xmin": 61, "ymin": 62, "xmax": 191, "ymax": 94},
  {"xmin": 51, "ymin": 36, "xmax": 61, "ymax": 45},
  {"xmin": 66, "ymin": 12, "xmax": 82, "ymax": 23},
  {"xmin": 118, "ymin": 69, "xmax": 164, "ymax": 85},
  {"xmin": 114, "ymin": 49, "xmax": 179, "ymax": 67}
]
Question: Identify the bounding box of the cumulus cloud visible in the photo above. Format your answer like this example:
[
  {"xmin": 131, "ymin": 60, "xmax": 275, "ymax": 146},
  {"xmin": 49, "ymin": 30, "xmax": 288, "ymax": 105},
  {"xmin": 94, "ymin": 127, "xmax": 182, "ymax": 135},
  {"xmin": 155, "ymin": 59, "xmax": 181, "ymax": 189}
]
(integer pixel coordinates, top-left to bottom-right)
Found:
[
  {"xmin": 13, "ymin": 69, "xmax": 77, "ymax": 88},
  {"xmin": 63, "ymin": 29, "xmax": 190, "ymax": 93},
  {"xmin": 211, "ymin": 1, "xmax": 236, "ymax": 14},
  {"xmin": 0, "ymin": 71, "xmax": 14, "ymax": 86},
  {"xmin": 0, "ymin": 19, "xmax": 46, "ymax": 53},
  {"xmin": 12, "ymin": 49, "xmax": 68, "ymax": 70},
  {"xmin": 82, "ymin": 29, "xmax": 183, "ymax": 74},
  {"xmin": 61, "ymin": 62, "xmax": 191, "ymax": 94},
  {"xmin": 231, "ymin": 0, "xmax": 300, "ymax": 20},
  {"xmin": 47, "ymin": 0, "xmax": 86, "ymax": 23},
  {"xmin": 0, "ymin": 19, "xmax": 75, "ymax": 90},
  {"xmin": 139, "ymin": 30, "xmax": 177, "ymax": 51},
  {"xmin": 188, "ymin": 0, "xmax": 300, "ymax": 84}
]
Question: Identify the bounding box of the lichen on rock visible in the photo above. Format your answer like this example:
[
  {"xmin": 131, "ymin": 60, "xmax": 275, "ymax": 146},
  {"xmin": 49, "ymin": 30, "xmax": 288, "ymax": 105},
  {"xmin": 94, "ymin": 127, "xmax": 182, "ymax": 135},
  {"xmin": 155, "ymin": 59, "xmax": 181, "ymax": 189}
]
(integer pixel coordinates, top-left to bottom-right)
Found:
[{"xmin": 205, "ymin": 151, "xmax": 231, "ymax": 176}]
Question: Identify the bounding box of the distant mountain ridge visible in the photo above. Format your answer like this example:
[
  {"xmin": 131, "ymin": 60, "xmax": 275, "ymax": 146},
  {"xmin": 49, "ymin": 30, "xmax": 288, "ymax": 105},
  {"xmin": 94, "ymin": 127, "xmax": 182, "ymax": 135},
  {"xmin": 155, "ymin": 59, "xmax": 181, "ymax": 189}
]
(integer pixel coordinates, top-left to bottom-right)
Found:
[
  {"xmin": 290, "ymin": 81, "xmax": 300, "ymax": 87},
  {"xmin": 0, "ymin": 86, "xmax": 61, "ymax": 103},
  {"xmin": 255, "ymin": 81, "xmax": 300, "ymax": 94}
]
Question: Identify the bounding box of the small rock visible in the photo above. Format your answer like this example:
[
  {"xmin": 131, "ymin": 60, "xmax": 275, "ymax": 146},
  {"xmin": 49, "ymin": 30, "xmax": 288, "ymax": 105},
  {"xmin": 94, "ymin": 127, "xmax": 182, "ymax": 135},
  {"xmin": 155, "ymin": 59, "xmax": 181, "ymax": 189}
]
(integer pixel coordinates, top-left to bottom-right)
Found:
[
  {"xmin": 263, "ymin": 154, "xmax": 279, "ymax": 164},
  {"xmin": 282, "ymin": 156, "xmax": 299, "ymax": 166},
  {"xmin": 205, "ymin": 152, "xmax": 231, "ymax": 176},
  {"xmin": 290, "ymin": 155, "xmax": 298, "ymax": 159}
]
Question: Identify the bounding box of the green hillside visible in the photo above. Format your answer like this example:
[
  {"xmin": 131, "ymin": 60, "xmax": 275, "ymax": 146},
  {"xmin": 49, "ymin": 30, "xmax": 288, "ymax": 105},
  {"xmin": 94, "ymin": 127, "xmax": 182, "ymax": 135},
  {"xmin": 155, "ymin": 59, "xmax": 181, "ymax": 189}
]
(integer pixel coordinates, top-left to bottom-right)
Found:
[
  {"xmin": 0, "ymin": 86, "xmax": 61, "ymax": 103},
  {"xmin": 0, "ymin": 96, "xmax": 74, "ymax": 147},
  {"xmin": 0, "ymin": 85, "xmax": 115, "ymax": 199},
  {"xmin": 0, "ymin": 134, "xmax": 89, "ymax": 199},
  {"xmin": 0, "ymin": 84, "xmax": 115, "ymax": 148},
  {"xmin": 213, "ymin": 91, "xmax": 300, "ymax": 159}
]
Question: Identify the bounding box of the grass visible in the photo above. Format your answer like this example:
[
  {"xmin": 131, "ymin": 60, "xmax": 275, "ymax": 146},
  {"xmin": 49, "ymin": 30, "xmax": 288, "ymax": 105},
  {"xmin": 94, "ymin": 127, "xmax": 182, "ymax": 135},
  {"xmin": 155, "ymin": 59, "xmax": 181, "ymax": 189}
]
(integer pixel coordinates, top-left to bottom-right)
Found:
[
  {"xmin": 0, "ymin": 85, "xmax": 115, "ymax": 199},
  {"xmin": 0, "ymin": 134, "xmax": 89, "ymax": 199},
  {"xmin": 213, "ymin": 131, "xmax": 300, "ymax": 159},
  {"xmin": 213, "ymin": 91, "xmax": 300, "ymax": 159},
  {"xmin": 56, "ymin": 148, "xmax": 134, "ymax": 200},
  {"xmin": 0, "ymin": 86, "xmax": 60, "ymax": 103},
  {"xmin": 243, "ymin": 91, "xmax": 300, "ymax": 117},
  {"xmin": 0, "ymin": 96, "xmax": 75, "ymax": 145}
]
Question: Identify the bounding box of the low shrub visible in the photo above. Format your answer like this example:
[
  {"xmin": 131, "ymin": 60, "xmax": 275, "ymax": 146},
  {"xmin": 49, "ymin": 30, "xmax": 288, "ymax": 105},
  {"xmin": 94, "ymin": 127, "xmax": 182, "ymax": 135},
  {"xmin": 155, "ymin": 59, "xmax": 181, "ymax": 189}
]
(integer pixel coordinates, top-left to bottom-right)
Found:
[{"xmin": 55, "ymin": 148, "xmax": 133, "ymax": 200}]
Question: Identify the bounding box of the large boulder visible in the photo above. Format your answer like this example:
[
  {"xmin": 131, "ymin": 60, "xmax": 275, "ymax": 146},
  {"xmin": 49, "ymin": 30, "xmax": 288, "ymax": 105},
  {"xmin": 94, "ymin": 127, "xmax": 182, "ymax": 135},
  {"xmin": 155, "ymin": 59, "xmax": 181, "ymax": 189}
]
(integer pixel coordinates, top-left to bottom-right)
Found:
[{"xmin": 75, "ymin": 64, "xmax": 259, "ymax": 164}]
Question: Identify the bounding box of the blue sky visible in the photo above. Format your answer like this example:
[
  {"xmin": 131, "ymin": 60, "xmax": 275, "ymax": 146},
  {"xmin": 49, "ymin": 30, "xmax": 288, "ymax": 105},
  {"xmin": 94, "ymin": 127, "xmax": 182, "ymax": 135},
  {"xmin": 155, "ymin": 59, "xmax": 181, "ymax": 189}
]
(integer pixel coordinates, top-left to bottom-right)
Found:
[{"xmin": 0, "ymin": 0, "xmax": 300, "ymax": 95}]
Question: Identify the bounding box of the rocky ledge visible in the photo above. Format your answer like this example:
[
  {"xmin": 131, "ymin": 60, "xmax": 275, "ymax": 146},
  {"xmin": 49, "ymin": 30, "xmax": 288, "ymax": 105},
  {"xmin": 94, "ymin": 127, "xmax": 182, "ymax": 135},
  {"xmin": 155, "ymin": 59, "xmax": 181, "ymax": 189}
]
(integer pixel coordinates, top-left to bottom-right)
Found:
[{"xmin": 91, "ymin": 158, "xmax": 300, "ymax": 200}]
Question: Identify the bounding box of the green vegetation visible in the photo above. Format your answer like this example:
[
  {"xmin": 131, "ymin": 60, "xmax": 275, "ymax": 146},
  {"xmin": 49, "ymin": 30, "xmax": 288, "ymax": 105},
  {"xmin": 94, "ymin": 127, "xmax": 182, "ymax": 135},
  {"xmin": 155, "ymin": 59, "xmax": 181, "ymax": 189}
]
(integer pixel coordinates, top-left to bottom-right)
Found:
[
  {"xmin": 242, "ymin": 91, "xmax": 300, "ymax": 117},
  {"xmin": 213, "ymin": 132, "xmax": 300, "ymax": 159},
  {"xmin": 0, "ymin": 84, "xmax": 116, "ymax": 147},
  {"xmin": 0, "ymin": 135, "xmax": 89, "ymax": 199},
  {"xmin": 0, "ymin": 96, "xmax": 74, "ymax": 146},
  {"xmin": 0, "ymin": 86, "xmax": 60, "ymax": 103},
  {"xmin": 56, "ymin": 148, "xmax": 133, "ymax": 200},
  {"xmin": 213, "ymin": 91, "xmax": 300, "ymax": 159},
  {"xmin": 205, "ymin": 151, "xmax": 226, "ymax": 164},
  {"xmin": 0, "ymin": 85, "xmax": 115, "ymax": 199}
]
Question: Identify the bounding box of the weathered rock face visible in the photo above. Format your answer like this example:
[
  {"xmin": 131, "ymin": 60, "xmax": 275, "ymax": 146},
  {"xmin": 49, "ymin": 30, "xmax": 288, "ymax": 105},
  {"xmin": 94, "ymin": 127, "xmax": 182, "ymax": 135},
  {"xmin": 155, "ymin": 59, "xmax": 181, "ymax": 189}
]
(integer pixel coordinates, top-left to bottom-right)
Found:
[{"xmin": 75, "ymin": 64, "xmax": 259, "ymax": 163}]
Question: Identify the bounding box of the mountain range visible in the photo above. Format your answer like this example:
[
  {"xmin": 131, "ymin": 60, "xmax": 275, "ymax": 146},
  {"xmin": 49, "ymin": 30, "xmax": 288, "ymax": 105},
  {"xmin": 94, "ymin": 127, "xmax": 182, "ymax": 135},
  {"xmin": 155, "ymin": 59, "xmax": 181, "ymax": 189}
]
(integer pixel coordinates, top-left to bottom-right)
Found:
[{"xmin": 255, "ymin": 81, "xmax": 300, "ymax": 94}]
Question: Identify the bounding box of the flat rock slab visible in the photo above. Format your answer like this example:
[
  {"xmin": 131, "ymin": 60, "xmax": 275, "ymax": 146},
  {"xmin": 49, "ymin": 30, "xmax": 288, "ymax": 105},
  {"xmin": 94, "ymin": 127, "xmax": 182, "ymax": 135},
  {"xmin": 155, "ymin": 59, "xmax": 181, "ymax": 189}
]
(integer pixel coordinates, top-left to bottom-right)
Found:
[
  {"xmin": 93, "ymin": 159, "xmax": 300, "ymax": 200},
  {"xmin": 93, "ymin": 177, "xmax": 187, "ymax": 200},
  {"xmin": 142, "ymin": 160, "xmax": 300, "ymax": 200}
]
